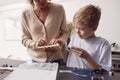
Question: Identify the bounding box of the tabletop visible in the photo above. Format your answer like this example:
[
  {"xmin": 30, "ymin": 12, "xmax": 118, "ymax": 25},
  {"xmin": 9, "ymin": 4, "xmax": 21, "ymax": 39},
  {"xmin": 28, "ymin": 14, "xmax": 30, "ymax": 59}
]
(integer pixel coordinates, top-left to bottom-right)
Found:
[
  {"xmin": 57, "ymin": 66, "xmax": 120, "ymax": 80},
  {"xmin": 0, "ymin": 66, "xmax": 120, "ymax": 80}
]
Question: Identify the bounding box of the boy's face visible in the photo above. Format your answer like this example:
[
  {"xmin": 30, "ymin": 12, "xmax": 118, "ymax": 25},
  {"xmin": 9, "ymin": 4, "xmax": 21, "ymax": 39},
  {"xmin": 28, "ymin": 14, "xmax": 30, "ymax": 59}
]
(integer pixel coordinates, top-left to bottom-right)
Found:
[{"xmin": 75, "ymin": 24, "xmax": 97, "ymax": 39}]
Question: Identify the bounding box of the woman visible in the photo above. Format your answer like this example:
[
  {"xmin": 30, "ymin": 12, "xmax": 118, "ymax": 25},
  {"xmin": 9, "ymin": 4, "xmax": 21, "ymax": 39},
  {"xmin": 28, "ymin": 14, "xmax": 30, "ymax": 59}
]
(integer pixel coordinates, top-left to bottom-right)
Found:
[{"xmin": 21, "ymin": 0, "xmax": 69, "ymax": 65}]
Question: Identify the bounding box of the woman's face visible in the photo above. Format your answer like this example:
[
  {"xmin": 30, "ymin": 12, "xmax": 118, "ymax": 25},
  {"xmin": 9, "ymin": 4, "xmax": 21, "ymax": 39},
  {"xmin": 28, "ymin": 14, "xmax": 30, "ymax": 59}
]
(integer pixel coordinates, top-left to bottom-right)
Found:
[{"xmin": 33, "ymin": 0, "xmax": 48, "ymax": 9}]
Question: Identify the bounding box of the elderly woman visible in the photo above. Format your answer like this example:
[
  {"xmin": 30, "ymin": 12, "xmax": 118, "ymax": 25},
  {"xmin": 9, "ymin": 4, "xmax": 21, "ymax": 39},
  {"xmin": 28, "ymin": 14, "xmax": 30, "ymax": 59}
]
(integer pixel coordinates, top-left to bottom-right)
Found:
[{"xmin": 21, "ymin": 0, "xmax": 69, "ymax": 65}]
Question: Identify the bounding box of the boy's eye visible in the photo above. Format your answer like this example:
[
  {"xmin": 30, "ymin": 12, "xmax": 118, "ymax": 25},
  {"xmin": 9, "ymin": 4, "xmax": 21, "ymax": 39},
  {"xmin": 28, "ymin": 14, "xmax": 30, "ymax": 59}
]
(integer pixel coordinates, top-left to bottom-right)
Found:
[{"xmin": 79, "ymin": 28, "xmax": 85, "ymax": 31}]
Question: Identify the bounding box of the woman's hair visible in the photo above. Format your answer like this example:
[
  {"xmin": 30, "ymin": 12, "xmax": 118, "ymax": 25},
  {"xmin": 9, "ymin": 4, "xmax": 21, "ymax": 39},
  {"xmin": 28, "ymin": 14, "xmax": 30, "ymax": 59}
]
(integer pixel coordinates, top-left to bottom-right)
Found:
[
  {"xmin": 27, "ymin": 0, "xmax": 34, "ymax": 5},
  {"xmin": 73, "ymin": 4, "xmax": 101, "ymax": 28}
]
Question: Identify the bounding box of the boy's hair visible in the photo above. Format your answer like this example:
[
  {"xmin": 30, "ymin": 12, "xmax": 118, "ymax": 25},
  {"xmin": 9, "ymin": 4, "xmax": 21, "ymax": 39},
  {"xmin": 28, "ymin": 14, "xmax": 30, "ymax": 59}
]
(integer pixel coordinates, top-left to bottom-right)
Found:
[{"xmin": 73, "ymin": 4, "xmax": 101, "ymax": 28}]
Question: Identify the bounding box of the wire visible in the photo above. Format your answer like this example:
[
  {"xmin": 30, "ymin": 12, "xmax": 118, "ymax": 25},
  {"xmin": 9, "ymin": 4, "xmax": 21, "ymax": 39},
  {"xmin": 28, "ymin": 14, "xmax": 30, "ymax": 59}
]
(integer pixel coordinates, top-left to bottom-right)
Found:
[{"xmin": 71, "ymin": 69, "xmax": 96, "ymax": 78}]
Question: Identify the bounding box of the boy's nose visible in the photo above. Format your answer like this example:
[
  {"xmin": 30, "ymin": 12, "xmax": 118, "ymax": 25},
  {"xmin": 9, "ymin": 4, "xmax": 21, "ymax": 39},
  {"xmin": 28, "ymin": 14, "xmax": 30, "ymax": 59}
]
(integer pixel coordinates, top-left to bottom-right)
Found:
[{"xmin": 77, "ymin": 29, "xmax": 80, "ymax": 34}]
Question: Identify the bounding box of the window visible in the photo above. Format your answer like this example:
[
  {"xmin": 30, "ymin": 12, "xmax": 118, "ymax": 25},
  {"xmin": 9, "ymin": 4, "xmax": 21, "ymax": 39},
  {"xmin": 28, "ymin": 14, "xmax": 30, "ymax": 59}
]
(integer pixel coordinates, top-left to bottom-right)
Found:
[{"xmin": 0, "ymin": 3, "xmax": 30, "ymax": 60}]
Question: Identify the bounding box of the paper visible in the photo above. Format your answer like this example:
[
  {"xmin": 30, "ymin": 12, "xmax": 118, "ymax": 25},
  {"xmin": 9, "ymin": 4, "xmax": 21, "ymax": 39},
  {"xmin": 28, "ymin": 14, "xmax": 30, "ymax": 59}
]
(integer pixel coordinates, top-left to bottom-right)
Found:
[
  {"xmin": 4, "ymin": 69, "xmax": 57, "ymax": 80},
  {"xmin": 18, "ymin": 62, "xmax": 58, "ymax": 70},
  {"xmin": 37, "ymin": 44, "xmax": 61, "ymax": 51},
  {"xmin": 4, "ymin": 62, "xmax": 58, "ymax": 80}
]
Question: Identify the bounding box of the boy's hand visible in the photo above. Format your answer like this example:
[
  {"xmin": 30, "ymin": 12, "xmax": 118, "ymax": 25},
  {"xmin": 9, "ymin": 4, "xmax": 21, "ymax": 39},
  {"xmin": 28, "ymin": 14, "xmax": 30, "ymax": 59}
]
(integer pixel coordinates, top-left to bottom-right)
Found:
[{"xmin": 70, "ymin": 46, "xmax": 88, "ymax": 58}]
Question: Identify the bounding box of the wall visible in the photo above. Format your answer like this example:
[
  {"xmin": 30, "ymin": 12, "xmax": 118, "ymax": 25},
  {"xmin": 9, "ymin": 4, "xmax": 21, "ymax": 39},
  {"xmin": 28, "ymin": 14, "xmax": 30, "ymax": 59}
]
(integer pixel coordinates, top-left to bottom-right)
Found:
[
  {"xmin": 0, "ymin": 3, "xmax": 30, "ymax": 60},
  {"xmin": 0, "ymin": 0, "xmax": 26, "ymax": 7}
]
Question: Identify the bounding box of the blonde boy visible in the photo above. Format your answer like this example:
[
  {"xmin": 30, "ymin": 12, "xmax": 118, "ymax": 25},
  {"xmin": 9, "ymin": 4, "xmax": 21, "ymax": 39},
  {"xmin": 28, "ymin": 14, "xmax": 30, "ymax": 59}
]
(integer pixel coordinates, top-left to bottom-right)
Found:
[{"xmin": 62, "ymin": 4, "xmax": 111, "ymax": 71}]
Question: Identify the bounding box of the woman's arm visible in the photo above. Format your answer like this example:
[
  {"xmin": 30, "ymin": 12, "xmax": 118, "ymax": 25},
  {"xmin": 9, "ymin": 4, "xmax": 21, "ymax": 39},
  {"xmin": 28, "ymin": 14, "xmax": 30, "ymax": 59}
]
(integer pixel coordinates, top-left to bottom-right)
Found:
[
  {"xmin": 58, "ymin": 5, "xmax": 69, "ymax": 43},
  {"xmin": 21, "ymin": 11, "xmax": 38, "ymax": 49},
  {"xmin": 61, "ymin": 44, "xmax": 68, "ymax": 63}
]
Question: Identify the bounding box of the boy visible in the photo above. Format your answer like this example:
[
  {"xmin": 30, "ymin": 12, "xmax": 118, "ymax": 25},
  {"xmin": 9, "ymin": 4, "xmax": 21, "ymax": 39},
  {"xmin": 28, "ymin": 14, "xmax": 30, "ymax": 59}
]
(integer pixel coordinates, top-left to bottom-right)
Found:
[{"xmin": 61, "ymin": 4, "xmax": 111, "ymax": 71}]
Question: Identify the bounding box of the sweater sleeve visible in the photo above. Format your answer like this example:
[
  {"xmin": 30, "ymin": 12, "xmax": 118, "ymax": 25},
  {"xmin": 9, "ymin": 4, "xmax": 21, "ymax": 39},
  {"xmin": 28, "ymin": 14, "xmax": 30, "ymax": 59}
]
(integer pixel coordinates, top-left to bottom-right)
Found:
[
  {"xmin": 21, "ymin": 10, "xmax": 38, "ymax": 49},
  {"xmin": 58, "ymin": 6, "xmax": 69, "ymax": 44}
]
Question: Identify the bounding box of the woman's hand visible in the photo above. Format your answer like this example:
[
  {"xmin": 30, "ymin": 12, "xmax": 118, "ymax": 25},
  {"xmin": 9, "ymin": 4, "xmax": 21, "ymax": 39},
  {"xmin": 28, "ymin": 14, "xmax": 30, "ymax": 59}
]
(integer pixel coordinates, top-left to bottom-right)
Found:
[
  {"xmin": 70, "ymin": 46, "xmax": 89, "ymax": 58},
  {"xmin": 44, "ymin": 39, "xmax": 65, "ymax": 53},
  {"xmin": 49, "ymin": 39, "xmax": 65, "ymax": 47},
  {"xmin": 37, "ymin": 38, "xmax": 47, "ymax": 46}
]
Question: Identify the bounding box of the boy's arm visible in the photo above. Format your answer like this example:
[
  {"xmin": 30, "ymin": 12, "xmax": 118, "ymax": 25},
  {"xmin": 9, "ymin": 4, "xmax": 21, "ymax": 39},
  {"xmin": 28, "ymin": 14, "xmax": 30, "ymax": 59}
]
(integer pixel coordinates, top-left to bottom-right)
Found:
[
  {"xmin": 70, "ymin": 46, "xmax": 100, "ymax": 70},
  {"xmin": 84, "ymin": 54, "xmax": 100, "ymax": 70}
]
